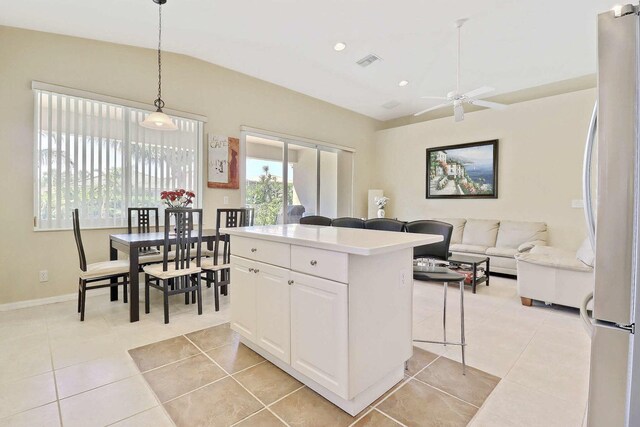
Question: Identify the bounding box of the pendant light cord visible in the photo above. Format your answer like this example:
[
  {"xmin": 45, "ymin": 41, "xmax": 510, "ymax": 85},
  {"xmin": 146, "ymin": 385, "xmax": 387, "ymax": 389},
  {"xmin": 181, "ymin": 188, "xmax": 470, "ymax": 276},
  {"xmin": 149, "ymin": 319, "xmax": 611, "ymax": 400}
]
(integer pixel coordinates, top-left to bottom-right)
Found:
[{"xmin": 155, "ymin": 3, "xmax": 165, "ymax": 111}]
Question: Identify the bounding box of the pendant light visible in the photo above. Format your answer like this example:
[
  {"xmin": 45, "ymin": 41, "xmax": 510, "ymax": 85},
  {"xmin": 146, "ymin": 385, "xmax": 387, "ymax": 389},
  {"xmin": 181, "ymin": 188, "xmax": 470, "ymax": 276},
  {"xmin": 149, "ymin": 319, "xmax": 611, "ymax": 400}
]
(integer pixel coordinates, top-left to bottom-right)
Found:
[{"xmin": 141, "ymin": 0, "xmax": 178, "ymax": 131}]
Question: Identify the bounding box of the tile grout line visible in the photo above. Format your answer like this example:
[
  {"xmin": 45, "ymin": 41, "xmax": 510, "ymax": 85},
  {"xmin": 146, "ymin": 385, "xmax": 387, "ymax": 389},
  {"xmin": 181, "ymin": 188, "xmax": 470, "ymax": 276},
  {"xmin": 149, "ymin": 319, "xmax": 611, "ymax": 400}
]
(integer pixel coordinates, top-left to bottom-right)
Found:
[
  {"xmin": 373, "ymin": 408, "xmax": 409, "ymax": 427},
  {"xmin": 46, "ymin": 322, "xmax": 65, "ymax": 427},
  {"xmin": 411, "ymin": 376, "xmax": 481, "ymax": 409},
  {"xmin": 182, "ymin": 334, "xmax": 293, "ymax": 427}
]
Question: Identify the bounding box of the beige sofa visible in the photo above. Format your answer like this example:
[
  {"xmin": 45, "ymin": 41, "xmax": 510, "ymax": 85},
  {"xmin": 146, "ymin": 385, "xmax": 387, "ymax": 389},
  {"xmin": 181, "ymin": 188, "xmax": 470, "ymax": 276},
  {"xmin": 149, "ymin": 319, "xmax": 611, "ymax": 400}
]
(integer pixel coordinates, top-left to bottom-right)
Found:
[
  {"xmin": 437, "ymin": 218, "xmax": 548, "ymax": 275},
  {"xmin": 515, "ymin": 243, "xmax": 594, "ymax": 308}
]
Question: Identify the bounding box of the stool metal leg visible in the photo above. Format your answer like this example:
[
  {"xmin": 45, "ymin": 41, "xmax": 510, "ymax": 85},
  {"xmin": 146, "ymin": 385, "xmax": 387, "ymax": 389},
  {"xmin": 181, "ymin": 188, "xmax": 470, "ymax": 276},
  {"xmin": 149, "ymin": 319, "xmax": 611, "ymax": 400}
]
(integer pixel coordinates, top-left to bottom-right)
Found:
[
  {"xmin": 443, "ymin": 281, "xmax": 448, "ymax": 345},
  {"xmin": 459, "ymin": 278, "xmax": 466, "ymax": 375}
]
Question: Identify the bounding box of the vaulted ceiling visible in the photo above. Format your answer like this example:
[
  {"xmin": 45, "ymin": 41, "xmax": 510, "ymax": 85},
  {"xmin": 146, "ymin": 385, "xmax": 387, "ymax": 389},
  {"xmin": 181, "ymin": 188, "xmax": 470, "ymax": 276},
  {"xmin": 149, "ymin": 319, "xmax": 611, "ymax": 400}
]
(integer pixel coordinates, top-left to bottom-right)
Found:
[{"xmin": 0, "ymin": 0, "xmax": 615, "ymax": 121}]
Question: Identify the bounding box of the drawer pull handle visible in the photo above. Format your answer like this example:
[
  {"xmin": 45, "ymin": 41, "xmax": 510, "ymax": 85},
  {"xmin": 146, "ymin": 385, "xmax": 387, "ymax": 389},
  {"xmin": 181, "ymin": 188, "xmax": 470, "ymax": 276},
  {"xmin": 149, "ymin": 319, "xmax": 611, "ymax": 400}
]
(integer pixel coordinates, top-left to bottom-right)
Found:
[
  {"xmin": 254, "ymin": 269, "xmax": 260, "ymax": 274},
  {"xmin": 310, "ymin": 260, "xmax": 318, "ymax": 266},
  {"xmin": 248, "ymin": 268, "xmax": 254, "ymax": 273},
  {"xmin": 251, "ymin": 248, "xmax": 257, "ymax": 252},
  {"xmin": 288, "ymin": 280, "xmax": 294, "ymax": 285}
]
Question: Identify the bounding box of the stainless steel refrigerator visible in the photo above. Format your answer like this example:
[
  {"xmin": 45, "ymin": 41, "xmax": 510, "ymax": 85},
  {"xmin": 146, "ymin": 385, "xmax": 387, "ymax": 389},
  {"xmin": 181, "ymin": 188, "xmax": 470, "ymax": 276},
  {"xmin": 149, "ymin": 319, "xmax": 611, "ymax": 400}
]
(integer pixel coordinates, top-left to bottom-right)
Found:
[{"xmin": 582, "ymin": 4, "xmax": 640, "ymax": 426}]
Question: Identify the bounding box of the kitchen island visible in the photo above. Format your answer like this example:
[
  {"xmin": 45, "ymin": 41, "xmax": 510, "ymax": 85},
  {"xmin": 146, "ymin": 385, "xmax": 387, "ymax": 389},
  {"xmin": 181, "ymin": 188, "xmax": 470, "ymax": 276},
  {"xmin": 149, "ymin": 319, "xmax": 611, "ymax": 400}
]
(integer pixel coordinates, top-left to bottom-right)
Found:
[{"xmin": 221, "ymin": 224, "xmax": 442, "ymax": 415}]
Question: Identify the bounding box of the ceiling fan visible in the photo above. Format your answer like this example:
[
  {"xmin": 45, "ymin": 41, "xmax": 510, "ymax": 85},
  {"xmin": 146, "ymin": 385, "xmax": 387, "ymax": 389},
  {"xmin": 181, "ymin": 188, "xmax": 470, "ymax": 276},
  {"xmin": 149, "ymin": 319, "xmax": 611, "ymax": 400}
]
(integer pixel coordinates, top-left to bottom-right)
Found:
[{"xmin": 414, "ymin": 19, "xmax": 507, "ymax": 122}]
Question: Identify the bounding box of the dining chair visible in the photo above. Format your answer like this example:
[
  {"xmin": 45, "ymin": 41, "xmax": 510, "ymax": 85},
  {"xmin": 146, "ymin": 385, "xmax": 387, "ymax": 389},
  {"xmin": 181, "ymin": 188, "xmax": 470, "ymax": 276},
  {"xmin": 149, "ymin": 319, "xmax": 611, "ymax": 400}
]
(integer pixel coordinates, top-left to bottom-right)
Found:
[
  {"xmin": 406, "ymin": 220, "xmax": 466, "ymax": 374},
  {"xmin": 72, "ymin": 209, "xmax": 129, "ymax": 321},
  {"xmin": 331, "ymin": 217, "xmax": 365, "ymax": 228},
  {"xmin": 300, "ymin": 215, "xmax": 332, "ymax": 226},
  {"xmin": 201, "ymin": 208, "xmax": 252, "ymax": 311},
  {"xmin": 364, "ymin": 218, "xmax": 407, "ymax": 232},
  {"xmin": 144, "ymin": 208, "xmax": 203, "ymax": 324},
  {"xmin": 128, "ymin": 207, "xmax": 166, "ymax": 266}
]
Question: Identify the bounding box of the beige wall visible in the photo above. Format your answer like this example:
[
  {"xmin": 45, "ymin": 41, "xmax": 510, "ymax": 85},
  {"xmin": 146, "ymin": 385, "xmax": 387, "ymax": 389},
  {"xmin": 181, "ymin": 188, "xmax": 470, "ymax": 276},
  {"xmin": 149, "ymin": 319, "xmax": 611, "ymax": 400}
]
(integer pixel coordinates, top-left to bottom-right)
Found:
[
  {"xmin": 373, "ymin": 88, "xmax": 596, "ymax": 251},
  {"xmin": 0, "ymin": 26, "xmax": 379, "ymax": 304}
]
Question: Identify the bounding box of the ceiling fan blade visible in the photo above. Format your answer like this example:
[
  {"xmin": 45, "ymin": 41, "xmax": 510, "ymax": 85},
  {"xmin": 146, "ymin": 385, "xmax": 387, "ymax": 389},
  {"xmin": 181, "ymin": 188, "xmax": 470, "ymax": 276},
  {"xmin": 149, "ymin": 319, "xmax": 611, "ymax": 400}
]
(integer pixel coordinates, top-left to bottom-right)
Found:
[
  {"xmin": 420, "ymin": 96, "xmax": 448, "ymax": 100},
  {"xmin": 462, "ymin": 86, "xmax": 495, "ymax": 99},
  {"xmin": 414, "ymin": 102, "xmax": 451, "ymax": 117},
  {"xmin": 469, "ymin": 99, "xmax": 508, "ymax": 110},
  {"xmin": 454, "ymin": 104, "xmax": 464, "ymax": 122}
]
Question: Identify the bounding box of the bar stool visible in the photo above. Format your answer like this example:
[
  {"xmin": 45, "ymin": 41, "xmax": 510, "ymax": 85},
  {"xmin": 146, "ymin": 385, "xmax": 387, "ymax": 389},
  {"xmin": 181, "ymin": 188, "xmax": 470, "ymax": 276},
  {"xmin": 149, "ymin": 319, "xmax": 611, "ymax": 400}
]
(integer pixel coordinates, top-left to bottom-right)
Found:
[{"xmin": 413, "ymin": 267, "xmax": 467, "ymax": 374}]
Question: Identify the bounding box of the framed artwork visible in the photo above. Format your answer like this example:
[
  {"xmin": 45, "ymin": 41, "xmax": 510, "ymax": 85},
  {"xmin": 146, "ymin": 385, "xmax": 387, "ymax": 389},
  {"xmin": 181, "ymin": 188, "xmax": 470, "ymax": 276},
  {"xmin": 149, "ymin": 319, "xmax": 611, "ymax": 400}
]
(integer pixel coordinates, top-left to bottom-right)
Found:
[
  {"xmin": 207, "ymin": 135, "xmax": 239, "ymax": 189},
  {"xmin": 426, "ymin": 140, "xmax": 498, "ymax": 199}
]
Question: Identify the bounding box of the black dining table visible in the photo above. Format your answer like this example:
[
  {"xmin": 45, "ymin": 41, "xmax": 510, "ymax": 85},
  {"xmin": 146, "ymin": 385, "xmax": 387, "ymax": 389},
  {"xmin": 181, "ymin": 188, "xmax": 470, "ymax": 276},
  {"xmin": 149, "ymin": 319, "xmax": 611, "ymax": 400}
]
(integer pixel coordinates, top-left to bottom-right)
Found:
[{"xmin": 109, "ymin": 229, "xmax": 219, "ymax": 322}]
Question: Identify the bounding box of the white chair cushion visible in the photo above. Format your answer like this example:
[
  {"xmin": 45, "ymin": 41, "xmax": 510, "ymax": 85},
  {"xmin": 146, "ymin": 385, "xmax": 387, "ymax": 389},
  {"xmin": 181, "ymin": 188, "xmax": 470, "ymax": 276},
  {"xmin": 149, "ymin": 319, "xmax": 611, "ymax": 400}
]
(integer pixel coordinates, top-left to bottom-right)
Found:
[
  {"xmin": 495, "ymin": 221, "xmax": 547, "ymax": 249},
  {"xmin": 576, "ymin": 238, "xmax": 595, "ymax": 267},
  {"xmin": 435, "ymin": 218, "xmax": 466, "ymax": 244},
  {"xmin": 515, "ymin": 246, "xmax": 592, "ymax": 272},
  {"xmin": 486, "ymin": 247, "xmax": 518, "ymax": 258},
  {"xmin": 200, "ymin": 257, "xmax": 231, "ymax": 271},
  {"xmin": 80, "ymin": 260, "xmax": 129, "ymax": 280},
  {"xmin": 143, "ymin": 263, "xmax": 202, "ymax": 279},
  {"xmin": 449, "ymin": 243, "xmax": 489, "ymax": 254},
  {"xmin": 461, "ymin": 219, "xmax": 500, "ymax": 247}
]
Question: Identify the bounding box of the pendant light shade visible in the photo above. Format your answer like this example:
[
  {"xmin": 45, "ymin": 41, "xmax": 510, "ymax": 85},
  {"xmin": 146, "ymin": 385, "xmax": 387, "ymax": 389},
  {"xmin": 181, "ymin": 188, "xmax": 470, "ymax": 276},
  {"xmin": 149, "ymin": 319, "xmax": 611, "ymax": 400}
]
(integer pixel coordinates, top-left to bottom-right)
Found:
[{"xmin": 141, "ymin": 0, "xmax": 177, "ymax": 131}]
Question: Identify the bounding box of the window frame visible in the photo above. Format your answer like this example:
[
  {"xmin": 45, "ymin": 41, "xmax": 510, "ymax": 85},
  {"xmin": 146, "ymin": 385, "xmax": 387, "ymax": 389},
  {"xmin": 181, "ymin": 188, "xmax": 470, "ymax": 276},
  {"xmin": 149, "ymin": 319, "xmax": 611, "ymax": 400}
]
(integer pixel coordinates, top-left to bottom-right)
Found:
[{"xmin": 32, "ymin": 81, "xmax": 207, "ymax": 231}]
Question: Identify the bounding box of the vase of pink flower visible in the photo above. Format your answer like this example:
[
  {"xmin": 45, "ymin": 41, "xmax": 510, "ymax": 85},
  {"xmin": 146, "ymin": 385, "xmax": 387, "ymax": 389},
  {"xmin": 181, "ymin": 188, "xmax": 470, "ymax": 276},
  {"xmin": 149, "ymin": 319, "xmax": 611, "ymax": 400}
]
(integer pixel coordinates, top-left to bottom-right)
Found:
[{"xmin": 160, "ymin": 189, "xmax": 195, "ymax": 233}]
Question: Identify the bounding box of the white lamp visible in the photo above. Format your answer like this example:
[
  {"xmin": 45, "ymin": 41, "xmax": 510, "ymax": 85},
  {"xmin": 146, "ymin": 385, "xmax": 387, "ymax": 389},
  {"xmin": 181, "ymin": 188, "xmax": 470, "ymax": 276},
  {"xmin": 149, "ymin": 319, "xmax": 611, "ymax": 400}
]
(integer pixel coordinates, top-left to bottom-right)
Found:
[{"xmin": 140, "ymin": 0, "xmax": 178, "ymax": 131}]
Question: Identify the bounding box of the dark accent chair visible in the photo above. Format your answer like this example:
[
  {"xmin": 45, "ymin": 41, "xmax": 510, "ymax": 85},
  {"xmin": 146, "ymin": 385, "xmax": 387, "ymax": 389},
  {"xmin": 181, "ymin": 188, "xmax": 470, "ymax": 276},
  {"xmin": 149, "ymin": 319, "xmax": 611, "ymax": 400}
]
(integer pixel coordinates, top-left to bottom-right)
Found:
[
  {"xmin": 128, "ymin": 207, "xmax": 163, "ymax": 267},
  {"xmin": 364, "ymin": 218, "xmax": 407, "ymax": 232},
  {"xmin": 331, "ymin": 217, "xmax": 365, "ymax": 228},
  {"xmin": 144, "ymin": 208, "xmax": 203, "ymax": 324},
  {"xmin": 300, "ymin": 215, "xmax": 332, "ymax": 226},
  {"xmin": 72, "ymin": 209, "xmax": 129, "ymax": 321},
  {"xmin": 406, "ymin": 220, "xmax": 454, "ymax": 260},
  {"xmin": 202, "ymin": 208, "xmax": 254, "ymax": 311}
]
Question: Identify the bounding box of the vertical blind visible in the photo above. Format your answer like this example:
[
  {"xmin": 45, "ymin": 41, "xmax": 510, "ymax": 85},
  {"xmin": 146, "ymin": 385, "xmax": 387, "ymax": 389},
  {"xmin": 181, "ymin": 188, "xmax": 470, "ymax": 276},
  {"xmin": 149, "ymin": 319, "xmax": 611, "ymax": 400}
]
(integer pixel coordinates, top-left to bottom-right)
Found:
[{"xmin": 34, "ymin": 89, "xmax": 203, "ymax": 230}]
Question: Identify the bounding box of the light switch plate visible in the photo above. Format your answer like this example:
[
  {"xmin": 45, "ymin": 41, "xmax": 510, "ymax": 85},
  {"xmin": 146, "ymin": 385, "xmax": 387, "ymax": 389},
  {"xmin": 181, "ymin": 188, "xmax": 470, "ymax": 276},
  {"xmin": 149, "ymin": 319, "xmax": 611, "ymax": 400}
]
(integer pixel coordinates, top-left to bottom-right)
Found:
[
  {"xmin": 571, "ymin": 199, "xmax": 584, "ymax": 208},
  {"xmin": 223, "ymin": 196, "xmax": 229, "ymax": 205}
]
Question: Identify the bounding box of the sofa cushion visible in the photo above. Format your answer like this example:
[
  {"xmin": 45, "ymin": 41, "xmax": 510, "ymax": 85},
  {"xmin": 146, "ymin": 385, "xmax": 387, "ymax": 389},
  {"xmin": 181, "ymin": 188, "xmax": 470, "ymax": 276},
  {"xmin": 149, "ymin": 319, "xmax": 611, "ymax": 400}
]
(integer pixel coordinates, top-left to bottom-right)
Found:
[
  {"xmin": 435, "ymin": 218, "xmax": 466, "ymax": 244},
  {"xmin": 517, "ymin": 240, "xmax": 546, "ymax": 253},
  {"xmin": 495, "ymin": 221, "xmax": 547, "ymax": 249},
  {"xmin": 515, "ymin": 246, "xmax": 592, "ymax": 272},
  {"xmin": 450, "ymin": 243, "xmax": 489, "ymax": 254},
  {"xmin": 576, "ymin": 238, "xmax": 595, "ymax": 267},
  {"xmin": 486, "ymin": 247, "xmax": 518, "ymax": 258},
  {"xmin": 461, "ymin": 219, "xmax": 499, "ymax": 247}
]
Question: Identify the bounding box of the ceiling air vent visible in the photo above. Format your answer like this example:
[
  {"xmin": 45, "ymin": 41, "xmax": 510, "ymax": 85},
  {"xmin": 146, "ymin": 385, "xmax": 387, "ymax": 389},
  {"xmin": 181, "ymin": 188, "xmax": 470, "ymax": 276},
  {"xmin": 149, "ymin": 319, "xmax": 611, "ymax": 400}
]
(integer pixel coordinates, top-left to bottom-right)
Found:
[
  {"xmin": 356, "ymin": 53, "xmax": 382, "ymax": 67},
  {"xmin": 382, "ymin": 100, "xmax": 401, "ymax": 110}
]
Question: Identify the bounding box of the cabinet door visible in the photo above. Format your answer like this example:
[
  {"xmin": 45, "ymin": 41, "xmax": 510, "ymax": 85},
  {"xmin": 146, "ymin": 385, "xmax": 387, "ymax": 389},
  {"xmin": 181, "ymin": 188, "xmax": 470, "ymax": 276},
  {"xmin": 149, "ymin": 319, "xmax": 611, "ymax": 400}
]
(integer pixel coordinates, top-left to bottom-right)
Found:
[
  {"xmin": 230, "ymin": 256, "xmax": 257, "ymax": 342},
  {"xmin": 290, "ymin": 272, "xmax": 348, "ymax": 397},
  {"xmin": 256, "ymin": 263, "xmax": 291, "ymax": 363}
]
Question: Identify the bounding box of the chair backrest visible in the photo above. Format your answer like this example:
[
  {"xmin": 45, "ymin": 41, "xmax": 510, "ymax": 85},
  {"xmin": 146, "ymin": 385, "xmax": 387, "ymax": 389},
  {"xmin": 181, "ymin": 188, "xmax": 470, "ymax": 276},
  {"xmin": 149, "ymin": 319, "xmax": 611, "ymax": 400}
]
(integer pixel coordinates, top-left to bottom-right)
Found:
[
  {"xmin": 331, "ymin": 217, "xmax": 365, "ymax": 228},
  {"xmin": 406, "ymin": 220, "xmax": 453, "ymax": 260},
  {"xmin": 214, "ymin": 208, "xmax": 252, "ymax": 265},
  {"xmin": 163, "ymin": 208, "xmax": 203, "ymax": 271},
  {"xmin": 300, "ymin": 215, "xmax": 332, "ymax": 226},
  {"xmin": 71, "ymin": 209, "xmax": 87, "ymax": 272},
  {"xmin": 364, "ymin": 218, "xmax": 407, "ymax": 232},
  {"xmin": 128, "ymin": 207, "xmax": 159, "ymax": 234}
]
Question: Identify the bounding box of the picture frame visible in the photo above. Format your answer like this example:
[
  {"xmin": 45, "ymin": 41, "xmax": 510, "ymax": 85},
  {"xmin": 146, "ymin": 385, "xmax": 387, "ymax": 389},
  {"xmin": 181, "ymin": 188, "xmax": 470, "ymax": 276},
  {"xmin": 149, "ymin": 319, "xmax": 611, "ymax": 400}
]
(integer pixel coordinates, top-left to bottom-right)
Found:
[
  {"xmin": 207, "ymin": 135, "xmax": 239, "ymax": 189},
  {"xmin": 426, "ymin": 140, "xmax": 499, "ymax": 199}
]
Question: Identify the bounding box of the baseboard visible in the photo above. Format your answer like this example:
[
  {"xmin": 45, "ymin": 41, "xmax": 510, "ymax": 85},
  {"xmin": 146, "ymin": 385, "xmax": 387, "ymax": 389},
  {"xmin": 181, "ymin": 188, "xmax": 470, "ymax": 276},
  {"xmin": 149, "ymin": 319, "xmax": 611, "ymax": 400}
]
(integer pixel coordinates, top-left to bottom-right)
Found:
[{"xmin": 0, "ymin": 288, "xmax": 110, "ymax": 312}]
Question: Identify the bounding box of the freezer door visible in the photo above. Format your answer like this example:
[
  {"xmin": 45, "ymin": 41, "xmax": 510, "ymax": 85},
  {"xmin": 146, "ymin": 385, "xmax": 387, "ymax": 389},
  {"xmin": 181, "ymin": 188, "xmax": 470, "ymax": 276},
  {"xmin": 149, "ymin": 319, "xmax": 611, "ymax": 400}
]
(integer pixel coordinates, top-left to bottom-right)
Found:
[
  {"xmin": 594, "ymin": 10, "xmax": 638, "ymax": 326},
  {"xmin": 587, "ymin": 324, "xmax": 631, "ymax": 427}
]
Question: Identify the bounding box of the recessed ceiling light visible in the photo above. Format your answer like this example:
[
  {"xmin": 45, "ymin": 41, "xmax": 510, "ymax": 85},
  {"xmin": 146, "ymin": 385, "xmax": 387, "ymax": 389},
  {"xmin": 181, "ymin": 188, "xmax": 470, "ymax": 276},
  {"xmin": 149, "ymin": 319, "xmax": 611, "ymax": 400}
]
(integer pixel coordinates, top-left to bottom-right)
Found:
[
  {"xmin": 334, "ymin": 42, "xmax": 346, "ymax": 52},
  {"xmin": 398, "ymin": 80, "xmax": 409, "ymax": 87}
]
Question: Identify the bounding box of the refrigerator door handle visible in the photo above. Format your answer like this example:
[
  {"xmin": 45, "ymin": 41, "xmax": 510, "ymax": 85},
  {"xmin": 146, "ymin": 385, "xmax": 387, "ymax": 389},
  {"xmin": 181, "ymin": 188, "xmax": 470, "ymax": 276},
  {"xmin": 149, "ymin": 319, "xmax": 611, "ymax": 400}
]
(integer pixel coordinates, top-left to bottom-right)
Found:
[
  {"xmin": 580, "ymin": 291, "xmax": 595, "ymax": 337},
  {"xmin": 583, "ymin": 102, "xmax": 597, "ymax": 250}
]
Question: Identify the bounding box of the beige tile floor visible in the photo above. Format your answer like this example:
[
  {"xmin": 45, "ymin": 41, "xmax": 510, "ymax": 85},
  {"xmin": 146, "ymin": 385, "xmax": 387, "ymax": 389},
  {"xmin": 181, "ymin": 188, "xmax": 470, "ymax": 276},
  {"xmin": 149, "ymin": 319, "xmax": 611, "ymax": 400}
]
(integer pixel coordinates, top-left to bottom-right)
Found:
[{"xmin": 0, "ymin": 275, "xmax": 590, "ymax": 426}]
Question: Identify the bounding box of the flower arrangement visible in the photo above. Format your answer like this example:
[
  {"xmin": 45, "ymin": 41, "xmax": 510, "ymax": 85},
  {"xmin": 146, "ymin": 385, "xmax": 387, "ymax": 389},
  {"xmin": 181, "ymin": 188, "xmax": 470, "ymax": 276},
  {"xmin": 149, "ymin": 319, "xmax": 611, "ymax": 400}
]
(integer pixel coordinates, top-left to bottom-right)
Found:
[
  {"xmin": 374, "ymin": 196, "xmax": 390, "ymax": 209},
  {"xmin": 160, "ymin": 189, "xmax": 195, "ymax": 208}
]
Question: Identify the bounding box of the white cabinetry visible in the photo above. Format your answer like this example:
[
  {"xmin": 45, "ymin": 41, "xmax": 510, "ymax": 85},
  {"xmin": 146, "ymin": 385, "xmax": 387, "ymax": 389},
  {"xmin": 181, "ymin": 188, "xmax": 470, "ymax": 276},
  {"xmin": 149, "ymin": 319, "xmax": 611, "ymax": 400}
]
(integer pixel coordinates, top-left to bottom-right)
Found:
[{"xmin": 290, "ymin": 271, "xmax": 348, "ymax": 397}]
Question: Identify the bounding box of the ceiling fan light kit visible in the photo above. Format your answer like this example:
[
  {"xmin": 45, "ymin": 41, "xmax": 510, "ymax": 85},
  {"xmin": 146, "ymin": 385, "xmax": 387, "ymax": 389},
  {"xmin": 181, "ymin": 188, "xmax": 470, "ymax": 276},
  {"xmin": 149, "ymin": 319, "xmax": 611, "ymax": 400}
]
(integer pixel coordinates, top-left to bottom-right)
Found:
[
  {"xmin": 414, "ymin": 18, "xmax": 507, "ymax": 121},
  {"xmin": 141, "ymin": 0, "xmax": 178, "ymax": 131}
]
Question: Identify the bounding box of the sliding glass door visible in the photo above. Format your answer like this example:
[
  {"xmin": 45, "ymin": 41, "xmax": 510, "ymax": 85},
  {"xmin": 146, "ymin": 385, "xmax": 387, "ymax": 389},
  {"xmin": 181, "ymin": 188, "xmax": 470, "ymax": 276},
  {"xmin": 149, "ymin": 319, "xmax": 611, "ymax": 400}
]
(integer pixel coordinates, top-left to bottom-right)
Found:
[{"xmin": 244, "ymin": 132, "xmax": 352, "ymax": 225}]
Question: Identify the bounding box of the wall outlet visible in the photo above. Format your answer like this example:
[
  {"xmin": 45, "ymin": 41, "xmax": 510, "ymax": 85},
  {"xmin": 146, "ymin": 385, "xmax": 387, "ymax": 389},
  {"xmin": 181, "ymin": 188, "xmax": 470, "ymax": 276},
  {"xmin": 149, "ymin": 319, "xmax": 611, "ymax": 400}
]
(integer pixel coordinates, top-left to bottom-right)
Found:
[
  {"xmin": 399, "ymin": 268, "xmax": 410, "ymax": 287},
  {"xmin": 223, "ymin": 196, "xmax": 229, "ymax": 205},
  {"xmin": 39, "ymin": 270, "xmax": 49, "ymax": 283}
]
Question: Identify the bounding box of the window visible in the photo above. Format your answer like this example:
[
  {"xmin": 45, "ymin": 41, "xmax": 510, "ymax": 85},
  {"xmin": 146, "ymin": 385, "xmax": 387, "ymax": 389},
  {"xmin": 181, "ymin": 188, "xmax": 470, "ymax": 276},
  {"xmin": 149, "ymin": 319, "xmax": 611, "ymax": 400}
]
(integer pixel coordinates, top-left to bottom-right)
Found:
[{"xmin": 33, "ymin": 86, "xmax": 204, "ymax": 230}]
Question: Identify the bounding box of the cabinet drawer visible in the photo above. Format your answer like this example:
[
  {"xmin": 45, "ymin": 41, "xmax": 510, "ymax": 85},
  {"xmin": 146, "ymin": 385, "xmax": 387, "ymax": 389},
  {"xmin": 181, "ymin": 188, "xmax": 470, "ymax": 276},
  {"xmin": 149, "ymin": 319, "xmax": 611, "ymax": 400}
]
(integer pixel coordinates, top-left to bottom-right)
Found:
[
  {"xmin": 231, "ymin": 236, "xmax": 290, "ymax": 268},
  {"xmin": 291, "ymin": 245, "xmax": 348, "ymax": 283}
]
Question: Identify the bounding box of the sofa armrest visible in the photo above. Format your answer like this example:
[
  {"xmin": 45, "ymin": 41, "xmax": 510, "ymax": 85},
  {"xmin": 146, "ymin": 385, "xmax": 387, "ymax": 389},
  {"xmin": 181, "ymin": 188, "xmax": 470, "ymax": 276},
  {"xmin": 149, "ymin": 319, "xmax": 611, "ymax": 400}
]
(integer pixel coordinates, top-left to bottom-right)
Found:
[{"xmin": 517, "ymin": 240, "xmax": 547, "ymax": 253}]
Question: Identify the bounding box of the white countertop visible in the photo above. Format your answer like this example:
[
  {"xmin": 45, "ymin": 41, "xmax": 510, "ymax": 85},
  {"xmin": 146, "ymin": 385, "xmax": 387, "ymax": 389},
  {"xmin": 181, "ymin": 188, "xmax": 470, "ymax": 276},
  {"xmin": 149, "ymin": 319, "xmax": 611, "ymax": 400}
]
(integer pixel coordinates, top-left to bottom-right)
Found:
[{"xmin": 221, "ymin": 224, "xmax": 442, "ymax": 256}]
